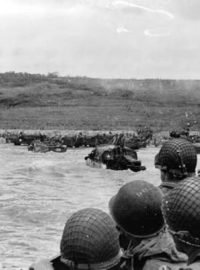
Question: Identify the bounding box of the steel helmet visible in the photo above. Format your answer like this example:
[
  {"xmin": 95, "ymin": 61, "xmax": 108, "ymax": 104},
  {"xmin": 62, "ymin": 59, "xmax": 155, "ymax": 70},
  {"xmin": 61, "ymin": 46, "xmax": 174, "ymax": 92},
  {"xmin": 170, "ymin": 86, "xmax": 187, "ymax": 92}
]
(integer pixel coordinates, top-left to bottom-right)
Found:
[
  {"xmin": 60, "ymin": 208, "xmax": 121, "ymax": 270},
  {"xmin": 155, "ymin": 139, "xmax": 197, "ymax": 174},
  {"xmin": 162, "ymin": 177, "xmax": 200, "ymax": 244},
  {"xmin": 109, "ymin": 180, "xmax": 164, "ymax": 238},
  {"xmin": 102, "ymin": 150, "xmax": 113, "ymax": 164}
]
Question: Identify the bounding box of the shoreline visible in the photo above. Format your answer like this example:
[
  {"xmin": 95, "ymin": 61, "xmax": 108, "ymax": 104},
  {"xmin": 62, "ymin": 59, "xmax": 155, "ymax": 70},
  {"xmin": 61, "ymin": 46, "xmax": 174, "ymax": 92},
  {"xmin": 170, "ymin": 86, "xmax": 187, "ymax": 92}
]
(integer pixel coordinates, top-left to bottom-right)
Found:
[
  {"xmin": 1, "ymin": 129, "xmax": 199, "ymax": 135},
  {"xmin": 0, "ymin": 129, "xmax": 140, "ymax": 136}
]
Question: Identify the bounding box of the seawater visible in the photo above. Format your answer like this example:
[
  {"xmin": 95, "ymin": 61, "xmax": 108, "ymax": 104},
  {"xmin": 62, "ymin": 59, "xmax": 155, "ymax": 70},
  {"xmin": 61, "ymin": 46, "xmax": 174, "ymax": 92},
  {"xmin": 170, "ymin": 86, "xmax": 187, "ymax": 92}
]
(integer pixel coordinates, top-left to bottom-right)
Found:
[{"xmin": 0, "ymin": 143, "xmax": 199, "ymax": 269}]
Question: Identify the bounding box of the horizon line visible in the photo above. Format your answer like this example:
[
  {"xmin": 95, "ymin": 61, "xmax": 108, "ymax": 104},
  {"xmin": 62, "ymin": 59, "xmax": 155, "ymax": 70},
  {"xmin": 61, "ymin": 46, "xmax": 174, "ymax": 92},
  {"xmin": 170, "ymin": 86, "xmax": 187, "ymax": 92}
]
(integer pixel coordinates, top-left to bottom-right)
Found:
[{"xmin": 1, "ymin": 71, "xmax": 200, "ymax": 81}]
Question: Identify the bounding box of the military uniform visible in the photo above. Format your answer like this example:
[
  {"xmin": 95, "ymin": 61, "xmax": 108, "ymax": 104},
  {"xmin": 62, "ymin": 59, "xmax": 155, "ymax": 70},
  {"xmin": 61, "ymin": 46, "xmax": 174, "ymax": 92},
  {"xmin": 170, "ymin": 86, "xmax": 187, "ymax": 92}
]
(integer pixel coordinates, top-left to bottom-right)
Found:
[
  {"xmin": 121, "ymin": 230, "xmax": 187, "ymax": 270},
  {"xmin": 181, "ymin": 252, "xmax": 200, "ymax": 270}
]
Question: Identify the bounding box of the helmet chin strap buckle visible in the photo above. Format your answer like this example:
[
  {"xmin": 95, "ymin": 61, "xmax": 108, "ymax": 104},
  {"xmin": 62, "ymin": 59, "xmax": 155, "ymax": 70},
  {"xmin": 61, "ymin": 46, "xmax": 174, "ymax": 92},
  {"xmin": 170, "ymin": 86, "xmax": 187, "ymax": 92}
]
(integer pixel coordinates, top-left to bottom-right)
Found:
[
  {"xmin": 168, "ymin": 169, "xmax": 188, "ymax": 180},
  {"xmin": 176, "ymin": 149, "xmax": 188, "ymax": 176}
]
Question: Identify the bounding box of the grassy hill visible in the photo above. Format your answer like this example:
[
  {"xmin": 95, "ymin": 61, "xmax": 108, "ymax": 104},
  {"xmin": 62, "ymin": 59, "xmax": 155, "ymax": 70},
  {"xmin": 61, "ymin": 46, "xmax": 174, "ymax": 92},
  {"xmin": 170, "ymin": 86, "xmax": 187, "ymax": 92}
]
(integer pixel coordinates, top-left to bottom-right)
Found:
[{"xmin": 0, "ymin": 72, "xmax": 199, "ymax": 131}]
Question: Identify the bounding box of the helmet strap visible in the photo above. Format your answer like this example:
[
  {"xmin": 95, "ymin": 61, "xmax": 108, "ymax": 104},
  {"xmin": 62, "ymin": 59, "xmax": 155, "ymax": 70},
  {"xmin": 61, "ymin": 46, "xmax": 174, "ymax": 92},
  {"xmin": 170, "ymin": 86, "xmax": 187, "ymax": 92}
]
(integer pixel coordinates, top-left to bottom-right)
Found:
[
  {"xmin": 60, "ymin": 251, "xmax": 122, "ymax": 270},
  {"xmin": 169, "ymin": 229, "xmax": 200, "ymax": 248},
  {"xmin": 176, "ymin": 149, "xmax": 188, "ymax": 176},
  {"xmin": 118, "ymin": 223, "xmax": 165, "ymax": 240},
  {"xmin": 167, "ymin": 169, "xmax": 187, "ymax": 181}
]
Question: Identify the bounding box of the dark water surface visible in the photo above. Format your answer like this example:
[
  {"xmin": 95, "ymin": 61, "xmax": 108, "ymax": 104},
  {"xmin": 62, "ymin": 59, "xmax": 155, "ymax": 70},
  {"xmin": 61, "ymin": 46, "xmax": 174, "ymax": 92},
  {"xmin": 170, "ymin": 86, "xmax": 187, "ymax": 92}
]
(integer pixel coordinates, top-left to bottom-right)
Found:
[{"xmin": 0, "ymin": 143, "xmax": 198, "ymax": 269}]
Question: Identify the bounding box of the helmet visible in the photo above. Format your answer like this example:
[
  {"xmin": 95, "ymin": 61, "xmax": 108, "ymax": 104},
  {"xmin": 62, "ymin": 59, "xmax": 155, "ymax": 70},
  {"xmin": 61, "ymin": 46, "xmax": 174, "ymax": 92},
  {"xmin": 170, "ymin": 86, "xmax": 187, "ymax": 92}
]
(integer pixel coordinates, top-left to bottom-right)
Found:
[
  {"xmin": 102, "ymin": 150, "xmax": 113, "ymax": 164},
  {"xmin": 162, "ymin": 177, "xmax": 200, "ymax": 241},
  {"xmin": 155, "ymin": 139, "xmax": 197, "ymax": 174},
  {"xmin": 60, "ymin": 208, "xmax": 121, "ymax": 269},
  {"xmin": 109, "ymin": 180, "xmax": 164, "ymax": 238}
]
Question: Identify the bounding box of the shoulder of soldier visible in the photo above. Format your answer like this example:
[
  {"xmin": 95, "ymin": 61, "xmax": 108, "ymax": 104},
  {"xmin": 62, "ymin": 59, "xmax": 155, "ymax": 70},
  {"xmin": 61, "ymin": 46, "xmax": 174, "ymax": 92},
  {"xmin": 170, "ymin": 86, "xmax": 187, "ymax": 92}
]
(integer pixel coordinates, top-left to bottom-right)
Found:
[
  {"xmin": 142, "ymin": 259, "xmax": 188, "ymax": 270},
  {"xmin": 158, "ymin": 264, "xmax": 198, "ymax": 270},
  {"xmin": 29, "ymin": 259, "xmax": 54, "ymax": 270},
  {"xmin": 176, "ymin": 261, "xmax": 200, "ymax": 270},
  {"xmin": 158, "ymin": 266, "xmax": 193, "ymax": 270},
  {"xmin": 29, "ymin": 255, "xmax": 67, "ymax": 270}
]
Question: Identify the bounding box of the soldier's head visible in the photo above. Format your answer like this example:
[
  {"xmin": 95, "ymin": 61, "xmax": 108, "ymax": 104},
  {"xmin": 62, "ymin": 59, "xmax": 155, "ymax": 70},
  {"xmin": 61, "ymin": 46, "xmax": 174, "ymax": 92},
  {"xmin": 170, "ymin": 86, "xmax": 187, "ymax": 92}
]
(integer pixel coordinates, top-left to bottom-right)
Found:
[
  {"xmin": 155, "ymin": 139, "xmax": 197, "ymax": 182},
  {"xmin": 109, "ymin": 180, "xmax": 164, "ymax": 250},
  {"xmin": 60, "ymin": 208, "xmax": 122, "ymax": 270},
  {"xmin": 162, "ymin": 177, "xmax": 200, "ymax": 260}
]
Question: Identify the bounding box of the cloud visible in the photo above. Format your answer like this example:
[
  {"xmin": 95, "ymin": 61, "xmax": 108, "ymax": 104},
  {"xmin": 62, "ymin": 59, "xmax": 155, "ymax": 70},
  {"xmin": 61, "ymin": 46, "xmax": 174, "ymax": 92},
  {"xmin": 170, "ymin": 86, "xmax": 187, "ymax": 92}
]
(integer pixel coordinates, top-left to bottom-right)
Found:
[
  {"xmin": 144, "ymin": 28, "xmax": 170, "ymax": 37},
  {"xmin": 171, "ymin": 0, "xmax": 200, "ymax": 20},
  {"xmin": 1, "ymin": 0, "xmax": 200, "ymax": 79},
  {"xmin": 116, "ymin": 26, "xmax": 131, "ymax": 33},
  {"xmin": 112, "ymin": 0, "xmax": 174, "ymax": 19},
  {"xmin": 0, "ymin": 0, "xmax": 85, "ymax": 16}
]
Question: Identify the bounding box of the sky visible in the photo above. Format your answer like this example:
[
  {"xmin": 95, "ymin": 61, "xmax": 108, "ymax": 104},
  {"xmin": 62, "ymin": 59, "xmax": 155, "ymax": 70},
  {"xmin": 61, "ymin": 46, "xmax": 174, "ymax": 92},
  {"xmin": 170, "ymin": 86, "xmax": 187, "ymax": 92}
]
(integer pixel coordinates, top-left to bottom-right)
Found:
[{"xmin": 1, "ymin": 0, "xmax": 200, "ymax": 79}]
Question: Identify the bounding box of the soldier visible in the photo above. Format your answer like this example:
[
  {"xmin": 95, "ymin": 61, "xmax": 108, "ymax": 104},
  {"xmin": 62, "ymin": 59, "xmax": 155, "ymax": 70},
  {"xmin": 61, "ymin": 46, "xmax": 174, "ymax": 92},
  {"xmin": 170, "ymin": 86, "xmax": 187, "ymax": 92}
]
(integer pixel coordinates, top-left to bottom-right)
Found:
[
  {"xmin": 155, "ymin": 138, "xmax": 197, "ymax": 194},
  {"xmin": 30, "ymin": 208, "xmax": 122, "ymax": 270},
  {"xmin": 162, "ymin": 177, "xmax": 200, "ymax": 269},
  {"xmin": 109, "ymin": 180, "xmax": 187, "ymax": 270}
]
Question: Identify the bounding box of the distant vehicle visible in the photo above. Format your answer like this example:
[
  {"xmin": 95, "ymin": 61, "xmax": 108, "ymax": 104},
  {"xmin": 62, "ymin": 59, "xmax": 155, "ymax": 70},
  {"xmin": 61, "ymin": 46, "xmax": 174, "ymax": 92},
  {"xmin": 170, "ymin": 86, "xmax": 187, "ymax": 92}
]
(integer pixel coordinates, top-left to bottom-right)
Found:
[
  {"xmin": 28, "ymin": 140, "xmax": 67, "ymax": 153},
  {"xmin": 5, "ymin": 132, "xmax": 47, "ymax": 146},
  {"xmin": 85, "ymin": 145, "xmax": 146, "ymax": 172},
  {"xmin": 169, "ymin": 129, "xmax": 189, "ymax": 139}
]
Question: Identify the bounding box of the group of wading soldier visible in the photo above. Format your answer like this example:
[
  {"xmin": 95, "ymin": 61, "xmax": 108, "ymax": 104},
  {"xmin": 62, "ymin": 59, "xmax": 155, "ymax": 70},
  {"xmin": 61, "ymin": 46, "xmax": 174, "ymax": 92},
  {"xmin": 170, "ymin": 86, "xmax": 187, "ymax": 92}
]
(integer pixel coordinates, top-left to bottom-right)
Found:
[{"xmin": 30, "ymin": 138, "xmax": 199, "ymax": 270}]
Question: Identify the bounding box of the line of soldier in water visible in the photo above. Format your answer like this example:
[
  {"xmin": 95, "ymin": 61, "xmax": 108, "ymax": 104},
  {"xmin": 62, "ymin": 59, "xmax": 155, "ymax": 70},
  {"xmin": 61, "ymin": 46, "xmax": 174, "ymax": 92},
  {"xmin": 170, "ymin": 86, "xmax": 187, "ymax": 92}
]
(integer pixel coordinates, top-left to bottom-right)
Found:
[
  {"xmin": 3, "ymin": 128, "xmax": 200, "ymax": 152},
  {"xmin": 29, "ymin": 138, "xmax": 199, "ymax": 270},
  {"xmin": 3, "ymin": 129, "xmax": 153, "ymax": 150}
]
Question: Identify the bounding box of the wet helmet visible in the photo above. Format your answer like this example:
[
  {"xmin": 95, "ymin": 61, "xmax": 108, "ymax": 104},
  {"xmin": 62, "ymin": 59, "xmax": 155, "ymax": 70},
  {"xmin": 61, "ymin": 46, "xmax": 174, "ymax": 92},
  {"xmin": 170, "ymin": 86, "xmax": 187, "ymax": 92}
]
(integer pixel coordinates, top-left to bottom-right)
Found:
[
  {"xmin": 162, "ymin": 177, "xmax": 200, "ymax": 243},
  {"xmin": 60, "ymin": 208, "xmax": 121, "ymax": 269},
  {"xmin": 155, "ymin": 139, "xmax": 197, "ymax": 175},
  {"xmin": 102, "ymin": 150, "xmax": 113, "ymax": 164},
  {"xmin": 109, "ymin": 180, "xmax": 164, "ymax": 238}
]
